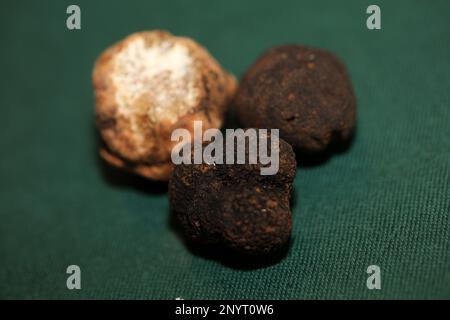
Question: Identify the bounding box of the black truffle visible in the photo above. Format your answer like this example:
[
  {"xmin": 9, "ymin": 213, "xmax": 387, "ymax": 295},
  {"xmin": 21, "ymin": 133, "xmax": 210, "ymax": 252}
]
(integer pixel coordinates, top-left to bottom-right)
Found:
[
  {"xmin": 168, "ymin": 131, "xmax": 296, "ymax": 255},
  {"xmin": 234, "ymin": 45, "xmax": 356, "ymax": 153}
]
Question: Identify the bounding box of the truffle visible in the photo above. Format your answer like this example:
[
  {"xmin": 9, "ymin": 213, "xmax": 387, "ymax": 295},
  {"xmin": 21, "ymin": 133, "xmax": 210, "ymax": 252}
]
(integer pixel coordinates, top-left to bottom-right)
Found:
[
  {"xmin": 93, "ymin": 31, "xmax": 236, "ymax": 180},
  {"xmin": 169, "ymin": 131, "xmax": 296, "ymax": 255},
  {"xmin": 234, "ymin": 45, "xmax": 356, "ymax": 153}
]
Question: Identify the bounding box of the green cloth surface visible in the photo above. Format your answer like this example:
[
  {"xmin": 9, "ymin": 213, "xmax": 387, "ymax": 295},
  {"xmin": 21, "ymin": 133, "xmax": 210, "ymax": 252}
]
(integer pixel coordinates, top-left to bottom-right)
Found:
[{"xmin": 1, "ymin": 0, "xmax": 449, "ymax": 299}]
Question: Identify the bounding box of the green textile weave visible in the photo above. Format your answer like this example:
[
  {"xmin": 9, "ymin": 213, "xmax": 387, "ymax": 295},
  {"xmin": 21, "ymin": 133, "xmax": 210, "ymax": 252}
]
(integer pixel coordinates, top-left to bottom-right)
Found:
[{"xmin": 0, "ymin": 0, "xmax": 449, "ymax": 299}]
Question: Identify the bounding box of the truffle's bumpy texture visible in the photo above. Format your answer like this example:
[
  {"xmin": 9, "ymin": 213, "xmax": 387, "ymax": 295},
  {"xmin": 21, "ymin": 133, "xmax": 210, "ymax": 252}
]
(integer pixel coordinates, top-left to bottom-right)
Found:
[
  {"xmin": 169, "ymin": 132, "xmax": 296, "ymax": 255},
  {"xmin": 234, "ymin": 45, "xmax": 356, "ymax": 153},
  {"xmin": 93, "ymin": 31, "xmax": 236, "ymax": 180}
]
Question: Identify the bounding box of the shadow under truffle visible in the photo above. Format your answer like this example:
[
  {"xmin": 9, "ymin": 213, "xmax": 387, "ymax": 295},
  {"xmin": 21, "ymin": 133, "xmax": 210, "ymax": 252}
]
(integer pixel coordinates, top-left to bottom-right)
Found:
[
  {"xmin": 94, "ymin": 129, "xmax": 168, "ymax": 195},
  {"xmin": 169, "ymin": 207, "xmax": 293, "ymax": 270},
  {"xmin": 168, "ymin": 184, "xmax": 298, "ymax": 270}
]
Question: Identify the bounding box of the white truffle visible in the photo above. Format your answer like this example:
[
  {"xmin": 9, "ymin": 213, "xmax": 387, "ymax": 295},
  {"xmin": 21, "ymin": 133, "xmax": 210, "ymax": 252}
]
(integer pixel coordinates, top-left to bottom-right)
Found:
[{"xmin": 93, "ymin": 31, "xmax": 236, "ymax": 180}]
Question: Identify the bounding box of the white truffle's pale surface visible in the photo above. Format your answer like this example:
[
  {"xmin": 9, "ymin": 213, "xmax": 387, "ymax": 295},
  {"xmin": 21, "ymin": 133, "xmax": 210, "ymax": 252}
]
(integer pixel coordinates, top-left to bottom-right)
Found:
[{"xmin": 93, "ymin": 31, "xmax": 236, "ymax": 180}]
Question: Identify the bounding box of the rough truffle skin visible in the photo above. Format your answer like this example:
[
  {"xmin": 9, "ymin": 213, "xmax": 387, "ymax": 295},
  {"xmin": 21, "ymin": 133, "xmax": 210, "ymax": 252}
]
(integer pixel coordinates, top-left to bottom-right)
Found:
[
  {"xmin": 168, "ymin": 133, "xmax": 296, "ymax": 255},
  {"xmin": 93, "ymin": 31, "xmax": 237, "ymax": 180},
  {"xmin": 234, "ymin": 45, "xmax": 356, "ymax": 153}
]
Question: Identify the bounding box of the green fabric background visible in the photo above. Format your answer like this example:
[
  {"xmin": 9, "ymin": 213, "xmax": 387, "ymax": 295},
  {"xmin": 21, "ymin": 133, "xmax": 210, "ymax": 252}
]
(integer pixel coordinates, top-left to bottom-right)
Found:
[{"xmin": 0, "ymin": 0, "xmax": 449, "ymax": 299}]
